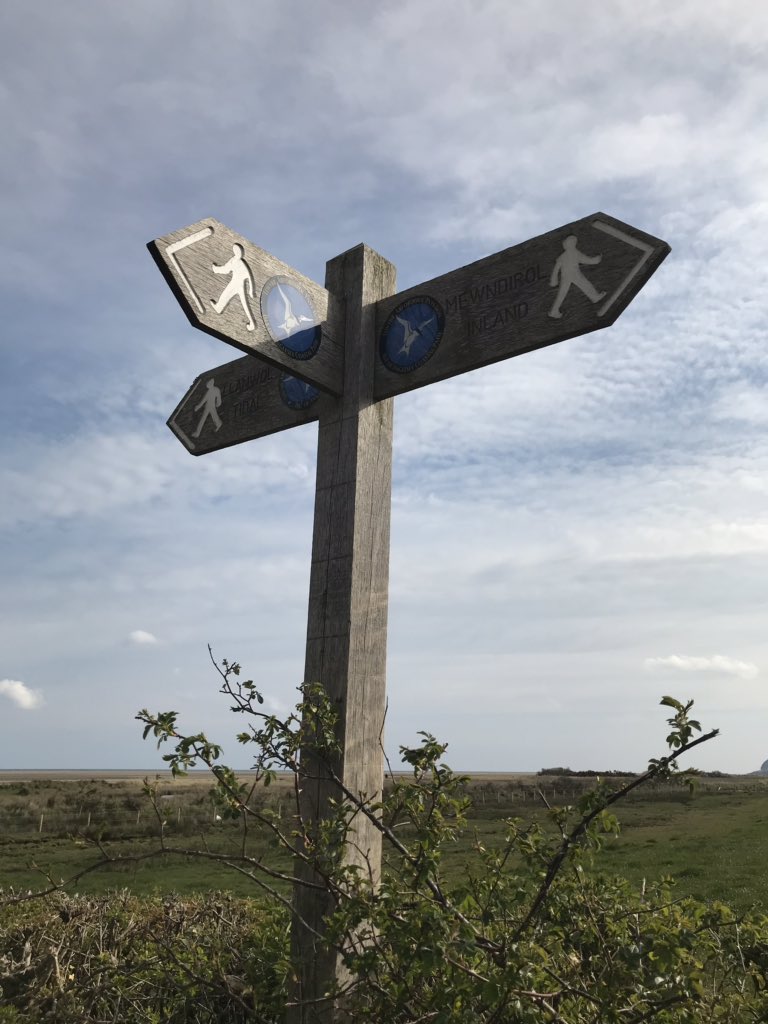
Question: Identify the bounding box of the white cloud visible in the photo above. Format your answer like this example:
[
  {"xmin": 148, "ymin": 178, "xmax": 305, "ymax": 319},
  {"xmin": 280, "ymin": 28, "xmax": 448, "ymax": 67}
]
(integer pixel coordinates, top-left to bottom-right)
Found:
[
  {"xmin": 1, "ymin": 0, "xmax": 768, "ymax": 773},
  {"xmin": 0, "ymin": 418, "xmax": 316, "ymax": 531},
  {"xmin": 0, "ymin": 679, "xmax": 45, "ymax": 710},
  {"xmin": 644, "ymin": 655, "xmax": 759, "ymax": 679},
  {"xmin": 129, "ymin": 630, "xmax": 159, "ymax": 646},
  {"xmin": 713, "ymin": 383, "xmax": 768, "ymax": 427}
]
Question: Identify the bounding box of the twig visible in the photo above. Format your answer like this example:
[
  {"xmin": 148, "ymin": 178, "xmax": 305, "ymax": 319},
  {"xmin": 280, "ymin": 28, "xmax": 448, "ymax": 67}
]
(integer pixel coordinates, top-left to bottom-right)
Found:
[{"xmin": 512, "ymin": 727, "xmax": 719, "ymax": 944}]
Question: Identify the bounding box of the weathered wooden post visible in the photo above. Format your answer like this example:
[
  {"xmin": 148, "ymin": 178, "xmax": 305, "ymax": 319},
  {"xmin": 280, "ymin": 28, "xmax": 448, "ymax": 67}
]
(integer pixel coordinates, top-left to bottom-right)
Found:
[
  {"xmin": 288, "ymin": 244, "xmax": 396, "ymax": 1021},
  {"xmin": 149, "ymin": 210, "xmax": 670, "ymax": 1022}
]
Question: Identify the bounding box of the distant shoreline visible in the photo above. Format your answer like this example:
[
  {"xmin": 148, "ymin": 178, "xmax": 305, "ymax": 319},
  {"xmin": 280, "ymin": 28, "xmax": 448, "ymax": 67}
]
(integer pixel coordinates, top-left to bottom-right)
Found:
[
  {"xmin": 0, "ymin": 769, "xmax": 253, "ymax": 780},
  {"xmin": 0, "ymin": 768, "xmax": 544, "ymax": 782},
  {"xmin": 1, "ymin": 769, "xmax": 760, "ymax": 782}
]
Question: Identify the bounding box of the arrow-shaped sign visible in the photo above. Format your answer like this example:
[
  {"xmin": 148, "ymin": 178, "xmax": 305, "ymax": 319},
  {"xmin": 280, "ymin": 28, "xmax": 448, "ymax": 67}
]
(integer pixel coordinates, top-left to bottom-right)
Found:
[
  {"xmin": 149, "ymin": 218, "xmax": 344, "ymax": 395},
  {"xmin": 373, "ymin": 211, "xmax": 670, "ymax": 400},
  {"xmin": 167, "ymin": 354, "xmax": 335, "ymax": 456}
]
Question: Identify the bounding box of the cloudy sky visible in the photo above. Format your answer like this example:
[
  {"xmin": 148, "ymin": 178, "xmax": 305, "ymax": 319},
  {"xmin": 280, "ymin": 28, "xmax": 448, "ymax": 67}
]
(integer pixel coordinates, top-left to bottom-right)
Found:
[{"xmin": 1, "ymin": 0, "xmax": 767, "ymax": 773}]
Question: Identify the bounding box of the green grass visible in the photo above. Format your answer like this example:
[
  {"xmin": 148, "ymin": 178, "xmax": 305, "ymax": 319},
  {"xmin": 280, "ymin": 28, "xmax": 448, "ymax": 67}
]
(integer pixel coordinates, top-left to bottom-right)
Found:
[
  {"xmin": 0, "ymin": 833, "xmax": 292, "ymax": 897},
  {"xmin": 2, "ymin": 776, "xmax": 768, "ymax": 913},
  {"xmin": 443, "ymin": 792, "xmax": 768, "ymax": 915},
  {"xmin": 592, "ymin": 793, "xmax": 768, "ymax": 913},
  {"xmin": 0, "ymin": 774, "xmax": 294, "ymax": 897}
]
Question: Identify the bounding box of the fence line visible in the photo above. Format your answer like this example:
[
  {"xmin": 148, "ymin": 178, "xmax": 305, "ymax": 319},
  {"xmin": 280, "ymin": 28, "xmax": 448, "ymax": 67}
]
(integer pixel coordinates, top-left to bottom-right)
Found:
[
  {"xmin": 2, "ymin": 779, "xmax": 763, "ymax": 837},
  {"xmin": 0, "ymin": 810, "xmax": 237, "ymax": 837}
]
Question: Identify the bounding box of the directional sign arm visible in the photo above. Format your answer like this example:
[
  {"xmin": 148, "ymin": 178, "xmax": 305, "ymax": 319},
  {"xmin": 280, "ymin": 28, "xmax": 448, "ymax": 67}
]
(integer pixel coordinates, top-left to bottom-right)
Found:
[
  {"xmin": 149, "ymin": 218, "xmax": 344, "ymax": 396},
  {"xmin": 373, "ymin": 212, "xmax": 670, "ymax": 401},
  {"xmin": 167, "ymin": 354, "xmax": 335, "ymax": 456}
]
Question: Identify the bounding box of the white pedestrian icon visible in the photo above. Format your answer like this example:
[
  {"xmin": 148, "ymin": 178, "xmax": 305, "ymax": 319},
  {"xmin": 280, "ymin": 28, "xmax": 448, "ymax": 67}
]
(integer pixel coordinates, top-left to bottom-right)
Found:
[
  {"xmin": 276, "ymin": 282, "xmax": 313, "ymax": 338},
  {"xmin": 548, "ymin": 234, "xmax": 606, "ymax": 319},
  {"xmin": 192, "ymin": 378, "xmax": 222, "ymax": 438},
  {"xmin": 210, "ymin": 244, "xmax": 256, "ymax": 331},
  {"xmin": 397, "ymin": 313, "xmax": 435, "ymax": 357}
]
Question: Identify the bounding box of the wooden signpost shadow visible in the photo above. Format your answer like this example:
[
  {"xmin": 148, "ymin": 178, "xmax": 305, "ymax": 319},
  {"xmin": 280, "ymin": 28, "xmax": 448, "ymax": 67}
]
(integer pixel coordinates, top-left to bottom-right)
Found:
[{"xmin": 151, "ymin": 213, "xmax": 670, "ymax": 1022}]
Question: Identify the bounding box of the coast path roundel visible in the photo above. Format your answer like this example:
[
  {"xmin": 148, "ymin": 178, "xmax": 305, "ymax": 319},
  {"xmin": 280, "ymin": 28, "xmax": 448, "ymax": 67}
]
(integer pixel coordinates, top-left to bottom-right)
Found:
[
  {"xmin": 261, "ymin": 275, "xmax": 322, "ymax": 360},
  {"xmin": 279, "ymin": 374, "xmax": 321, "ymax": 410},
  {"xmin": 379, "ymin": 296, "xmax": 444, "ymax": 374}
]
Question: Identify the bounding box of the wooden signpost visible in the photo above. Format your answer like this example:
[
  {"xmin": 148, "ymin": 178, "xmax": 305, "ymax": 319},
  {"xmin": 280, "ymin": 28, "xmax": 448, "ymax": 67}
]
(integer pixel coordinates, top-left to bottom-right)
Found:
[{"xmin": 152, "ymin": 213, "xmax": 670, "ymax": 1022}]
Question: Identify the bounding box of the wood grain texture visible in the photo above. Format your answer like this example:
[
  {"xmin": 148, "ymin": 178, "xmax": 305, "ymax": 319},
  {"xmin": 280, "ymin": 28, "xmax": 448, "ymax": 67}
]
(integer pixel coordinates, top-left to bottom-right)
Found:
[
  {"xmin": 167, "ymin": 353, "xmax": 334, "ymax": 455},
  {"xmin": 373, "ymin": 211, "xmax": 670, "ymax": 400},
  {"xmin": 148, "ymin": 217, "xmax": 344, "ymax": 395},
  {"xmin": 288, "ymin": 244, "xmax": 396, "ymax": 1024}
]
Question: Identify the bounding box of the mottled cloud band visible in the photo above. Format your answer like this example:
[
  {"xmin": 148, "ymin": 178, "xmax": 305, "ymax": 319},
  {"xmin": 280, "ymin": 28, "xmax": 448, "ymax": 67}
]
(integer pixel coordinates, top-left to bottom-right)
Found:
[{"xmin": 644, "ymin": 655, "xmax": 759, "ymax": 679}]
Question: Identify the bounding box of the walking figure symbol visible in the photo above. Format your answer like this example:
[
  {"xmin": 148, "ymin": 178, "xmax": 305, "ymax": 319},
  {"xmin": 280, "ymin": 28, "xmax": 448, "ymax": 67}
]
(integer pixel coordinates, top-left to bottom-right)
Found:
[
  {"xmin": 548, "ymin": 234, "xmax": 606, "ymax": 319},
  {"xmin": 210, "ymin": 244, "xmax": 256, "ymax": 331},
  {"xmin": 192, "ymin": 378, "xmax": 222, "ymax": 438}
]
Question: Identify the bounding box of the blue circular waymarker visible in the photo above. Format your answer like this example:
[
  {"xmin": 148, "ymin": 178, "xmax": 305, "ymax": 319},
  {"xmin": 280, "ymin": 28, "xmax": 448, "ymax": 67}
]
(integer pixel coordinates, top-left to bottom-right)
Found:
[
  {"xmin": 279, "ymin": 374, "xmax": 320, "ymax": 410},
  {"xmin": 261, "ymin": 276, "xmax": 321, "ymax": 360},
  {"xmin": 379, "ymin": 296, "xmax": 444, "ymax": 374}
]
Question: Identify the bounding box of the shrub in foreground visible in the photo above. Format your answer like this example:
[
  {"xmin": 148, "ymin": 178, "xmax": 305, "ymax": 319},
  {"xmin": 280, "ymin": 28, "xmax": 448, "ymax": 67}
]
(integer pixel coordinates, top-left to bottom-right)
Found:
[
  {"xmin": 0, "ymin": 890, "xmax": 289, "ymax": 1022},
  {"xmin": 2, "ymin": 662, "xmax": 768, "ymax": 1022}
]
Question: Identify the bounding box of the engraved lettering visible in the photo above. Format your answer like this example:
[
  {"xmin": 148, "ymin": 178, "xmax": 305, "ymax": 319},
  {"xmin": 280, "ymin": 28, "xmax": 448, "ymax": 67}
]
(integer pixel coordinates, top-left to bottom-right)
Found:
[
  {"xmin": 467, "ymin": 303, "xmax": 529, "ymax": 338},
  {"xmin": 221, "ymin": 366, "xmax": 276, "ymax": 399},
  {"xmin": 233, "ymin": 395, "xmax": 259, "ymax": 418},
  {"xmin": 444, "ymin": 267, "xmax": 542, "ymax": 317}
]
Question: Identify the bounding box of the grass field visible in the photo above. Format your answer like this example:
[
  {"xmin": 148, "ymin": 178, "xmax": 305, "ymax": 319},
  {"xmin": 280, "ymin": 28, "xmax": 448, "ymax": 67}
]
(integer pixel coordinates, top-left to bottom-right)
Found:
[{"xmin": 2, "ymin": 771, "xmax": 768, "ymax": 913}]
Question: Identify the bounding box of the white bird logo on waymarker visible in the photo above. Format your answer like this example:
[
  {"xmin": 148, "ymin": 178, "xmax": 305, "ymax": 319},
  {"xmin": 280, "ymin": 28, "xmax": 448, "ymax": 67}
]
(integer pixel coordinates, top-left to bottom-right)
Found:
[
  {"xmin": 396, "ymin": 313, "xmax": 435, "ymax": 356},
  {"xmin": 276, "ymin": 283, "xmax": 313, "ymax": 337}
]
